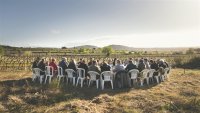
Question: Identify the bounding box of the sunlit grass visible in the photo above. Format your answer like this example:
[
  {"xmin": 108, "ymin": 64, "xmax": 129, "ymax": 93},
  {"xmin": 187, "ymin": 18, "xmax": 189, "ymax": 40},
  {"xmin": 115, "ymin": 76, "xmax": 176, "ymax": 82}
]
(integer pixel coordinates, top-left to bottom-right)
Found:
[{"xmin": 0, "ymin": 69, "xmax": 200, "ymax": 112}]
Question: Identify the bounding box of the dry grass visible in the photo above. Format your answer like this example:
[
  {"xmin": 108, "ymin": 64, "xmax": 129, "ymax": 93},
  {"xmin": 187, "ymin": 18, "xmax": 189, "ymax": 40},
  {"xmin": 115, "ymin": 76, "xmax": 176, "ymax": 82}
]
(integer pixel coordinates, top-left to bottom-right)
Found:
[{"xmin": 0, "ymin": 69, "xmax": 200, "ymax": 113}]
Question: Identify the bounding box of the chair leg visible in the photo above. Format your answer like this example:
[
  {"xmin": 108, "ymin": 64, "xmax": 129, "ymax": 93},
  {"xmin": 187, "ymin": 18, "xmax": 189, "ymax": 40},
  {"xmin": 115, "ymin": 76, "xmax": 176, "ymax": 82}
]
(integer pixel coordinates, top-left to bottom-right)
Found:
[
  {"xmin": 111, "ymin": 80, "xmax": 113, "ymax": 89},
  {"xmin": 73, "ymin": 77, "xmax": 75, "ymax": 86},
  {"xmin": 49, "ymin": 76, "xmax": 52, "ymax": 84},
  {"xmin": 155, "ymin": 76, "xmax": 159, "ymax": 83},
  {"xmin": 102, "ymin": 81, "xmax": 104, "ymax": 90},
  {"xmin": 32, "ymin": 75, "xmax": 36, "ymax": 81},
  {"xmin": 146, "ymin": 78, "xmax": 149, "ymax": 85},
  {"xmin": 81, "ymin": 79, "xmax": 83, "ymax": 88},
  {"xmin": 65, "ymin": 77, "xmax": 68, "ymax": 84},
  {"xmin": 40, "ymin": 75, "xmax": 43, "ymax": 84},
  {"xmin": 45, "ymin": 76, "xmax": 48, "ymax": 84},
  {"xmin": 57, "ymin": 77, "xmax": 61, "ymax": 86},
  {"xmin": 76, "ymin": 78, "xmax": 79, "ymax": 86},
  {"xmin": 96, "ymin": 80, "xmax": 99, "ymax": 89},
  {"xmin": 140, "ymin": 80, "xmax": 144, "ymax": 86},
  {"xmin": 88, "ymin": 80, "xmax": 91, "ymax": 87}
]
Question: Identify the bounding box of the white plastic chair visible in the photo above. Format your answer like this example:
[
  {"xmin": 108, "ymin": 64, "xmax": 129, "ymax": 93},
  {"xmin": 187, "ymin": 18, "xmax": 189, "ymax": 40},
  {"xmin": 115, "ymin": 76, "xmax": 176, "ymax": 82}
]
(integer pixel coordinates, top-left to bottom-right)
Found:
[
  {"xmin": 163, "ymin": 68, "xmax": 170, "ymax": 80},
  {"xmin": 45, "ymin": 66, "xmax": 54, "ymax": 84},
  {"xmin": 154, "ymin": 70, "xmax": 161, "ymax": 84},
  {"xmin": 32, "ymin": 68, "xmax": 44, "ymax": 84},
  {"xmin": 148, "ymin": 69, "xmax": 155, "ymax": 84},
  {"xmin": 57, "ymin": 66, "xmax": 64, "ymax": 86},
  {"xmin": 100, "ymin": 71, "xmax": 113, "ymax": 90},
  {"xmin": 76, "ymin": 68, "xmax": 85, "ymax": 87},
  {"xmin": 65, "ymin": 69, "xmax": 76, "ymax": 86},
  {"xmin": 139, "ymin": 69, "xmax": 149, "ymax": 86},
  {"xmin": 88, "ymin": 71, "xmax": 100, "ymax": 89},
  {"xmin": 128, "ymin": 69, "xmax": 139, "ymax": 86}
]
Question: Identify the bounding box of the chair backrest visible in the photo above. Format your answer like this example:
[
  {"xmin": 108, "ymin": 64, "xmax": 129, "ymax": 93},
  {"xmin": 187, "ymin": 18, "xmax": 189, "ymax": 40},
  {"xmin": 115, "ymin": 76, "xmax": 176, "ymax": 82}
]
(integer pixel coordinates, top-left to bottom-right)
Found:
[
  {"xmin": 65, "ymin": 69, "xmax": 75, "ymax": 78},
  {"xmin": 33, "ymin": 68, "xmax": 41, "ymax": 76},
  {"xmin": 88, "ymin": 71, "xmax": 100, "ymax": 80},
  {"xmin": 77, "ymin": 68, "xmax": 85, "ymax": 78},
  {"xmin": 57, "ymin": 66, "xmax": 63, "ymax": 76},
  {"xmin": 128, "ymin": 69, "xmax": 139, "ymax": 79},
  {"xmin": 148, "ymin": 69, "xmax": 155, "ymax": 78},
  {"xmin": 101, "ymin": 71, "xmax": 112, "ymax": 81},
  {"xmin": 45, "ymin": 66, "xmax": 53, "ymax": 76},
  {"xmin": 141, "ymin": 69, "xmax": 149, "ymax": 78},
  {"xmin": 164, "ymin": 68, "xmax": 170, "ymax": 75}
]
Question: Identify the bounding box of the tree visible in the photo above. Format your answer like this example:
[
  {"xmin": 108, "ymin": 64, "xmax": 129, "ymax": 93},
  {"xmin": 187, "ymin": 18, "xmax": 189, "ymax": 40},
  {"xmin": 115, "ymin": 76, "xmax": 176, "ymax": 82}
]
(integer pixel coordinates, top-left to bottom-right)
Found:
[
  {"xmin": 79, "ymin": 48, "xmax": 86, "ymax": 54},
  {"xmin": 102, "ymin": 46, "xmax": 113, "ymax": 56},
  {"xmin": 61, "ymin": 46, "xmax": 67, "ymax": 49},
  {"xmin": 186, "ymin": 48, "xmax": 194, "ymax": 54},
  {"xmin": 0, "ymin": 46, "xmax": 4, "ymax": 55},
  {"xmin": 24, "ymin": 51, "xmax": 32, "ymax": 56}
]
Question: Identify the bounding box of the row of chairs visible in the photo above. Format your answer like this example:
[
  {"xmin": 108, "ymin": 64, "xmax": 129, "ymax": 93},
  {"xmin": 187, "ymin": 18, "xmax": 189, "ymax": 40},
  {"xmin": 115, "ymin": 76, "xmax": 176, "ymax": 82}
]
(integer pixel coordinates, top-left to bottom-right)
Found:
[
  {"xmin": 32, "ymin": 66, "xmax": 114, "ymax": 90},
  {"xmin": 128, "ymin": 68, "xmax": 170, "ymax": 87},
  {"xmin": 32, "ymin": 66, "xmax": 170, "ymax": 90}
]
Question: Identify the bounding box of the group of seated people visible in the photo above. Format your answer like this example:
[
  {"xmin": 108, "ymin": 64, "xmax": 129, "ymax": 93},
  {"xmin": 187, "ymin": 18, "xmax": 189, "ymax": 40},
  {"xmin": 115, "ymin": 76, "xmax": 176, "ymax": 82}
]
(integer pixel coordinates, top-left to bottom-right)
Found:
[{"xmin": 32, "ymin": 56, "xmax": 169, "ymax": 81}]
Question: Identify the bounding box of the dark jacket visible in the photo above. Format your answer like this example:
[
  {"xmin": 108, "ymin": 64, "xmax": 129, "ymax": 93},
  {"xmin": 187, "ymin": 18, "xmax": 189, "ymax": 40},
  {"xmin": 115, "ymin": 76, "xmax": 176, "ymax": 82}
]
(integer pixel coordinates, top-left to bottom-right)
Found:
[
  {"xmin": 125, "ymin": 63, "xmax": 137, "ymax": 72},
  {"xmin": 68, "ymin": 62, "xmax": 77, "ymax": 72},
  {"xmin": 138, "ymin": 62, "xmax": 145, "ymax": 72},
  {"xmin": 78, "ymin": 62, "xmax": 88, "ymax": 75},
  {"xmin": 100, "ymin": 63, "xmax": 111, "ymax": 72},
  {"xmin": 59, "ymin": 60, "xmax": 68, "ymax": 74},
  {"xmin": 38, "ymin": 60, "xmax": 46, "ymax": 75}
]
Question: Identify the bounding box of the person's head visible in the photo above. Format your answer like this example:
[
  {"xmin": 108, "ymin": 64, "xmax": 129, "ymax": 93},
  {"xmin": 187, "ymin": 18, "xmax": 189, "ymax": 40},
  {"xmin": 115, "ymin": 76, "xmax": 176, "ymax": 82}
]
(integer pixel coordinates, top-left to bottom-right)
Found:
[
  {"xmin": 41, "ymin": 58, "xmax": 45, "ymax": 62},
  {"xmin": 129, "ymin": 60, "xmax": 133, "ymax": 64},
  {"xmin": 103, "ymin": 60, "xmax": 108, "ymax": 65},
  {"xmin": 36, "ymin": 57, "xmax": 40, "ymax": 61},
  {"xmin": 117, "ymin": 60, "xmax": 121, "ymax": 64},
  {"xmin": 139, "ymin": 59, "xmax": 144, "ymax": 63},
  {"xmin": 52, "ymin": 58, "xmax": 55, "ymax": 62},
  {"xmin": 92, "ymin": 60, "xmax": 97, "ymax": 65},
  {"xmin": 90, "ymin": 57, "xmax": 93, "ymax": 61},
  {"xmin": 62, "ymin": 57, "xmax": 66, "ymax": 61}
]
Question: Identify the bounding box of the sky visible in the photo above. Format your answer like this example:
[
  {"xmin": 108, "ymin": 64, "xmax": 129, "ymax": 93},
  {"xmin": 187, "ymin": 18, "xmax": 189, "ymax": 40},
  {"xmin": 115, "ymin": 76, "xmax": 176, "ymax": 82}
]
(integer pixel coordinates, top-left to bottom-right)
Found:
[{"xmin": 0, "ymin": 0, "xmax": 200, "ymax": 48}]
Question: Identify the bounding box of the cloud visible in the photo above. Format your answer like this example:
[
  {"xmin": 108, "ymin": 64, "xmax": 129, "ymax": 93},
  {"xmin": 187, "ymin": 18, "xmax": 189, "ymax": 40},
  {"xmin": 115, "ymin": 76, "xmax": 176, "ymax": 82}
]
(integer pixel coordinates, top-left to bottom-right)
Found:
[{"xmin": 50, "ymin": 29, "xmax": 61, "ymax": 34}]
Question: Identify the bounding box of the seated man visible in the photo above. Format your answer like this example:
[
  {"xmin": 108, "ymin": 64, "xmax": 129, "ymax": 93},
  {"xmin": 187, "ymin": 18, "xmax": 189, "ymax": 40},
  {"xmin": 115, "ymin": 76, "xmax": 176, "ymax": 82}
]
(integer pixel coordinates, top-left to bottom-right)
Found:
[
  {"xmin": 88, "ymin": 60, "xmax": 101, "ymax": 79},
  {"xmin": 100, "ymin": 60, "xmax": 111, "ymax": 72},
  {"xmin": 125, "ymin": 60, "xmax": 137, "ymax": 72},
  {"xmin": 113, "ymin": 60, "xmax": 125, "ymax": 73},
  {"xmin": 78, "ymin": 60, "xmax": 88, "ymax": 76}
]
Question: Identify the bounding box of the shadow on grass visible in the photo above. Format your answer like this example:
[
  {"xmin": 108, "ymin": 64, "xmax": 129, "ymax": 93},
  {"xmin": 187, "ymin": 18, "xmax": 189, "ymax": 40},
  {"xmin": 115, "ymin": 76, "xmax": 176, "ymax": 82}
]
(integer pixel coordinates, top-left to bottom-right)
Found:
[{"xmin": 0, "ymin": 77, "xmax": 159, "ymax": 106}]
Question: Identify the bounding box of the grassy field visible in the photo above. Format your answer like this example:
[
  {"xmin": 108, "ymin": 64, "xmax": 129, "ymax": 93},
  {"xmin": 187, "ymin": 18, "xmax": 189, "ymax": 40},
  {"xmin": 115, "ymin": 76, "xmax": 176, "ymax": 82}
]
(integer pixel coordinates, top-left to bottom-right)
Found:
[{"xmin": 0, "ymin": 69, "xmax": 200, "ymax": 113}]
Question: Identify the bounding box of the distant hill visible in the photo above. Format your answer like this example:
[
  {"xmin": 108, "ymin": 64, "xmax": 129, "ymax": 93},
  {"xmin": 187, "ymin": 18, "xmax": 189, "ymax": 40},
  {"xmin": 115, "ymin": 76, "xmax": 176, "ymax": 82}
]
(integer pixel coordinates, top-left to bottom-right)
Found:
[
  {"xmin": 73, "ymin": 45, "xmax": 99, "ymax": 49},
  {"xmin": 0, "ymin": 44, "xmax": 197, "ymax": 52},
  {"xmin": 108, "ymin": 45, "xmax": 134, "ymax": 51},
  {"xmin": 108, "ymin": 44, "xmax": 191, "ymax": 52}
]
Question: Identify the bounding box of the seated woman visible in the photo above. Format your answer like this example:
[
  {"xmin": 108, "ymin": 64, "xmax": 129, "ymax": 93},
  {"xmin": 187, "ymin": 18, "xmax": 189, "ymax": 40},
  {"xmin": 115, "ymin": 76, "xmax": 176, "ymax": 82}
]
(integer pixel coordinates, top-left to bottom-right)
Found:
[
  {"xmin": 78, "ymin": 60, "xmax": 88, "ymax": 76},
  {"xmin": 113, "ymin": 60, "xmax": 125, "ymax": 75},
  {"xmin": 68, "ymin": 59, "xmax": 77, "ymax": 77},
  {"xmin": 49, "ymin": 58, "xmax": 58, "ymax": 77}
]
